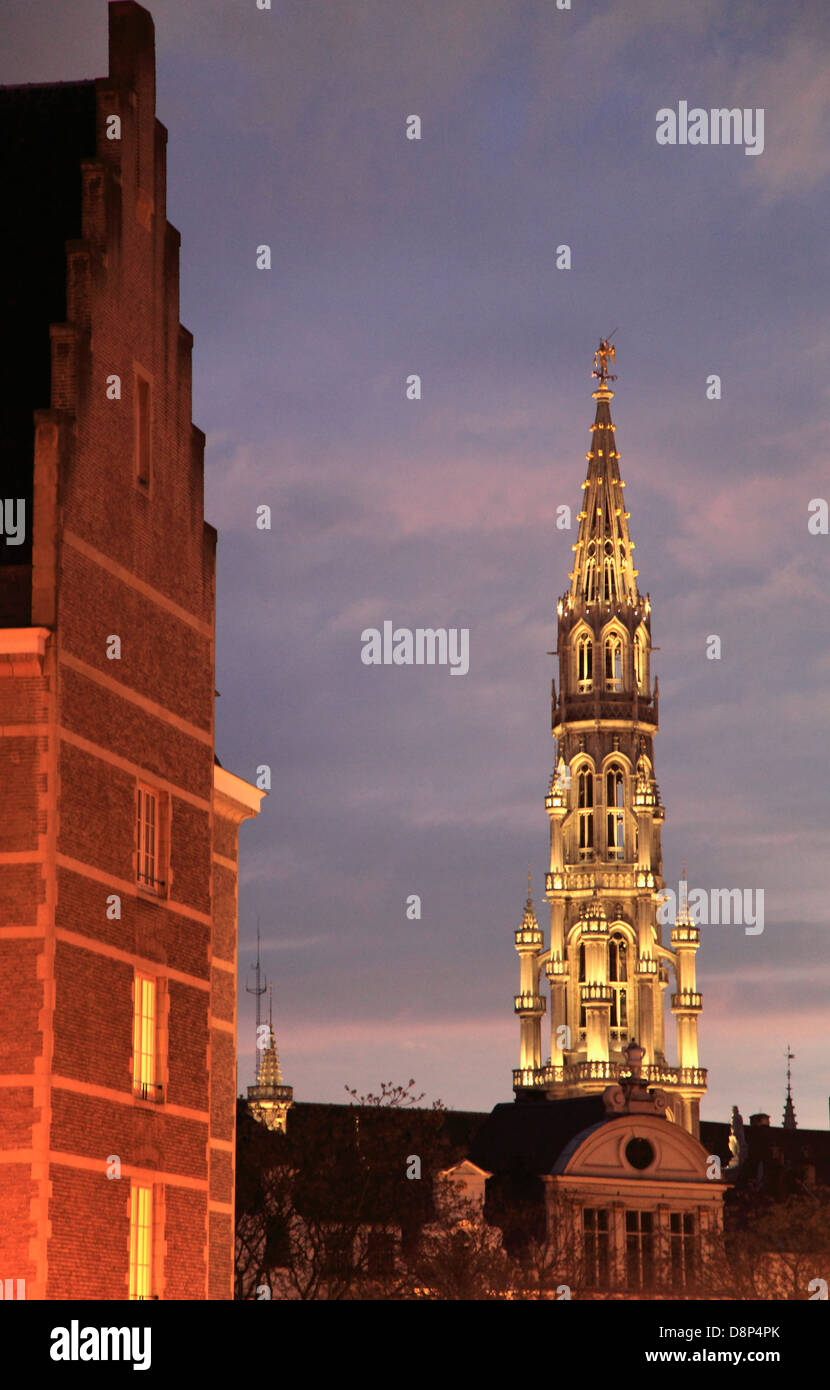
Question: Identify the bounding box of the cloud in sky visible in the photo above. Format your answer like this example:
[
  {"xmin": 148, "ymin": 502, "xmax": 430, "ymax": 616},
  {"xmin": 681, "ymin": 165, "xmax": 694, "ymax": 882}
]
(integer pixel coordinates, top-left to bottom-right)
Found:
[{"xmin": 3, "ymin": 0, "xmax": 829, "ymax": 1129}]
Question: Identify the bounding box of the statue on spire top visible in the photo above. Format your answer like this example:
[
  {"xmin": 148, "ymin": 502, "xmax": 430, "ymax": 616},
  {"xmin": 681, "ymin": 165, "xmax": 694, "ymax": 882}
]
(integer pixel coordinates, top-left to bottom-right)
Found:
[{"xmin": 593, "ymin": 337, "xmax": 616, "ymax": 387}]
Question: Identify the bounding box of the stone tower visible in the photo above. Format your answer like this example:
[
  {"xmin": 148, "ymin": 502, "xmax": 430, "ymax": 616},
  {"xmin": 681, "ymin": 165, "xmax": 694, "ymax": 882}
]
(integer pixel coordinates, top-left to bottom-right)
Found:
[{"xmin": 513, "ymin": 344, "xmax": 706, "ymax": 1136}]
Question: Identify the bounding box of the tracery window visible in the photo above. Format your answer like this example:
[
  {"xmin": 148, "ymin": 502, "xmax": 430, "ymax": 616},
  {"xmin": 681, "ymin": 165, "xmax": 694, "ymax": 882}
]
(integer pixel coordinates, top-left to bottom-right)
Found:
[
  {"xmin": 606, "ymin": 763, "xmax": 625, "ymax": 859},
  {"xmin": 605, "ymin": 635, "xmax": 623, "ymax": 691},
  {"xmin": 609, "ymin": 932, "xmax": 629, "ymax": 1038},
  {"xmin": 577, "ymin": 768, "xmax": 594, "ymax": 860},
  {"xmin": 577, "ymin": 635, "xmax": 593, "ymax": 691}
]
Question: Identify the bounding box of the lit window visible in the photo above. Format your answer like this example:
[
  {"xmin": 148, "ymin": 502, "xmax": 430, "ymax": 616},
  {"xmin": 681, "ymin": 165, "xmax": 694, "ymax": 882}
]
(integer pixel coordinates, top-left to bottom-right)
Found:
[
  {"xmin": 578, "ymin": 941, "xmax": 587, "ymax": 1032},
  {"xmin": 136, "ymin": 375, "xmax": 151, "ymax": 486},
  {"xmin": 584, "ymin": 546, "xmax": 596, "ymax": 603},
  {"xmin": 577, "ymin": 635, "xmax": 593, "ymax": 691},
  {"xmin": 606, "ymin": 764, "xmax": 625, "ymax": 860},
  {"xmin": 133, "ymin": 973, "xmax": 158, "ymax": 1100},
  {"xmin": 577, "ymin": 768, "xmax": 594, "ymax": 860},
  {"xmin": 609, "ymin": 932, "xmax": 628, "ymax": 1037},
  {"xmin": 604, "ymin": 635, "xmax": 623, "ymax": 690},
  {"xmin": 136, "ymin": 785, "xmax": 161, "ymax": 891},
  {"xmin": 583, "ymin": 1208, "xmax": 610, "ymax": 1290},
  {"xmin": 129, "ymin": 1184, "xmax": 153, "ymax": 1299}
]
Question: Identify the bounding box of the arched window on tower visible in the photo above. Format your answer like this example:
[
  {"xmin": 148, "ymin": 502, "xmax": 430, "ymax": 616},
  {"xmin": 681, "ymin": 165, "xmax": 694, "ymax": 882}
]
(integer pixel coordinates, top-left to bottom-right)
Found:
[
  {"xmin": 603, "ymin": 553, "xmax": 617, "ymax": 602},
  {"xmin": 578, "ymin": 940, "xmax": 587, "ymax": 1034},
  {"xmin": 605, "ymin": 635, "xmax": 623, "ymax": 691},
  {"xmin": 577, "ymin": 635, "xmax": 593, "ymax": 691},
  {"xmin": 577, "ymin": 768, "xmax": 594, "ymax": 860},
  {"xmin": 609, "ymin": 931, "xmax": 629, "ymax": 1040},
  {"xmin": 606, "ymin": 763, "xmax": 625, "ymax": 860},
  {"xmin": 584, "ymin": 552, "xmax": 597, "ymax": 604},
  {"xmin": 634, "ymin": 634, "xmax": 645, "ymax": 692}
]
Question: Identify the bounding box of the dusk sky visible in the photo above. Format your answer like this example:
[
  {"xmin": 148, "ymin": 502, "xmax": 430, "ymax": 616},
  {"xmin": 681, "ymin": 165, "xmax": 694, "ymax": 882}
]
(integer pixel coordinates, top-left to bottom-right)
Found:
[{"xmin": 4, "ymin": 0, "xmax": 829, "ymax": 1126}]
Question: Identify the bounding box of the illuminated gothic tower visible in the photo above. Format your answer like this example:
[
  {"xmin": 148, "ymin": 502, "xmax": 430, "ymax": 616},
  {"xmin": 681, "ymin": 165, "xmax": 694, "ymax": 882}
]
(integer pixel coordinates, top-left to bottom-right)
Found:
[{"xmin": 513, "ymin": 344, "xmax": 706, "ymax": 1136}]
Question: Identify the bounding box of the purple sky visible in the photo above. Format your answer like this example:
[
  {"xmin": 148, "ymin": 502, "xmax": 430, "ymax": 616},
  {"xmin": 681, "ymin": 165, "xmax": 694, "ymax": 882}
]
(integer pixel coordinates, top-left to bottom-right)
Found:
[{"xmin": 4, "ymin": 0, "xmax": 830, "ymax": 1127}]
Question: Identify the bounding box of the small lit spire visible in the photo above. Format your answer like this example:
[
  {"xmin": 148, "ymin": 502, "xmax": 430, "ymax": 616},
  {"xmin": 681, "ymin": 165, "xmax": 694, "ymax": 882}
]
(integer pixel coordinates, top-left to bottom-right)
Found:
[
  {"xmin": 676, "ymin": 863, "xmax": 693, "ymax": 925},
  {"xmin": 783, "ymin": 1045, "xmax": 797, "ymax": 1129},
  {"xmin": 520, "ymin": 874, "xmax": 539, "ymax": 931}
]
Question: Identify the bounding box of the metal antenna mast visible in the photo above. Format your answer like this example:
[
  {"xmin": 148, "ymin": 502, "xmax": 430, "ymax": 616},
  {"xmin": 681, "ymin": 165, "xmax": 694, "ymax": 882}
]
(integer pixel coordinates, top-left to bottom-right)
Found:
[{"xmin": 245, "ymin": 922, "xmax": 267, "ymax": 1084}]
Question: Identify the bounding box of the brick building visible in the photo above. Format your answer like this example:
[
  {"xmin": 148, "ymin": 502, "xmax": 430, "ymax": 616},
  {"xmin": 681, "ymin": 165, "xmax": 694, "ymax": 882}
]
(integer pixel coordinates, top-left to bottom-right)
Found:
[{"xmin": 0, "ymin": 2, "xmax": 262, "ymax": 1299}]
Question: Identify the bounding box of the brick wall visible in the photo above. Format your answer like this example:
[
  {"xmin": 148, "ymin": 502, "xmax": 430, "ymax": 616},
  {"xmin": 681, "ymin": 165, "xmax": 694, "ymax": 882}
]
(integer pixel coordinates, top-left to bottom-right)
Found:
[{"xmin": 0, "ymin": 2, "xmax": 262, "ymax": 1301}]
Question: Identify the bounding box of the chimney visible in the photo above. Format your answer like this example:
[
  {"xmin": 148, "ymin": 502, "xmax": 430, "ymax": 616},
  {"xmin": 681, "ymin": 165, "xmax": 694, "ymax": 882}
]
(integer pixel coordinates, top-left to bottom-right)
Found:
[{"xmin": 749, "ymin": 1113, "xmax": 770, "ymax": 1126}]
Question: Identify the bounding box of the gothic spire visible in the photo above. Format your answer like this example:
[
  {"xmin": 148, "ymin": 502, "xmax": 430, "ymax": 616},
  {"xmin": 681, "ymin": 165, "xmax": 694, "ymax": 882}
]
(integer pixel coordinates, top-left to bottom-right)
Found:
[
  {"xmin": 782, "ymin": 1045, "xmax": 797, "ymax": 1129},
  {"xmin": 568, "ymin": 342, "xmax": 640, "ymax": 610},
  {"xmin": 257, "ymin": 983, "xmax": 285, "ymax": 1088}
]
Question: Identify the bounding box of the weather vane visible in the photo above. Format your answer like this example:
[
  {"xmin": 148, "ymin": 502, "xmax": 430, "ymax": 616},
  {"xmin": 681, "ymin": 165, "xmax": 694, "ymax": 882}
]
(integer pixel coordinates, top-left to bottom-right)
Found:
[{"xmin": 592, "ymin": 333, "xmax": 617, "ymax": 387}]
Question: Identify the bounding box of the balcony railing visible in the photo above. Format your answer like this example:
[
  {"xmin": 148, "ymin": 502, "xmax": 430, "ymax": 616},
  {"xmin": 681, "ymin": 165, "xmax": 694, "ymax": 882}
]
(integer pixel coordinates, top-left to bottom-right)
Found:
[
  {"xmin": 671, "ymin": 991, "xmax": 702, "ymax": 1012},
  {"xmin": 248, "ymin": 1084, "xmax": 294, "ymax": 1104},
  {"xmin": 671, "ymin": 925, "xmax": 701, "ymax": 946},
  {"xmin": 513, "ymin": 1060, "xmax": 708, "ymax": 1090},
  {"xmin": 133, "ymin": 1080, "xmax": 163, "ymax": 1102},
  {"xmin": 580, "ymin": 984, "xmax": 614, "ymax": 1006},
  {"xmin": 514, "ymin": 927, "xmax": 544, "ymax": 950},
  {"xmin": 514, "ymin": 993, "xmax": 546, "ymax": 1015}
]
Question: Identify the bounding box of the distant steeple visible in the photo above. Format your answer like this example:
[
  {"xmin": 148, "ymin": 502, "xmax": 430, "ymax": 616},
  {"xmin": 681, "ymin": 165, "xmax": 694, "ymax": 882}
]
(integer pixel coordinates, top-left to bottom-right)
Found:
[
  {"xmin": 783, "ymin": 1045, "xmax": 797, "ymax": 1129},
  {"xmin": 247, "ymin": 982, "xmax": 294, "ymax": 1133}
]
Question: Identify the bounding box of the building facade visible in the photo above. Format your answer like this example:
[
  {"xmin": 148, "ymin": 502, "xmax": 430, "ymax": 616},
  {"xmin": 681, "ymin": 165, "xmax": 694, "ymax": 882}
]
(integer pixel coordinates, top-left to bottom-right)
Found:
[
  {"xmin": 514, "ymin": 343, "xmax": 706, "ymax": 1136},
  {"xmin": 0, "ymin": 1, "xmax": 261, "ymax": 1299}
]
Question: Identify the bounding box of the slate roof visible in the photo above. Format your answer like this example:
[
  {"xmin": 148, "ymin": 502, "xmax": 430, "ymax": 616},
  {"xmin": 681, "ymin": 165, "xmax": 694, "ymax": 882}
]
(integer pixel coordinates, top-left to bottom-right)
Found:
[
  {"xmin": 468, "ymin": 1096, "xmax": 608, "ymax": 1176},
  {"xmin": 701, "ymin": 1119, "xmax": 830, "ymax": 1192}
]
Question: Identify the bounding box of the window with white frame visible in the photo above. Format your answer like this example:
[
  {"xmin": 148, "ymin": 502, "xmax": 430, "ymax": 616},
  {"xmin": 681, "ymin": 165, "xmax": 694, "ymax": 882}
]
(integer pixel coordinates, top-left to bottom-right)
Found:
[
  {"xmin": 136, "ymin": 784, "xmax": 164, "ymax": 892},
  {"xmin": 133, "ymin": 972, "xmax": 161, "ymax": 1101},
  {"xmin": 128, "ymin": 1183, "xmax": 153, "ymax": 1299}
]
